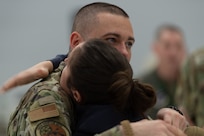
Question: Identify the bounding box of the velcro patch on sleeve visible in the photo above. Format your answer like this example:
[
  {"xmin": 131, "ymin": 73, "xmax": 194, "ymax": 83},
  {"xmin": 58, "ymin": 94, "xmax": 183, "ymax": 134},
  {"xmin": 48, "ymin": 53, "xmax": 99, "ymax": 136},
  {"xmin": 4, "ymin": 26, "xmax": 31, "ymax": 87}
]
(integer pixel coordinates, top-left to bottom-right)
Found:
[
  {"xmin": 38, "ymin": 96, "xmax": 56, "ymax": 106},
  {"xmin": 35, "ymin": 121, "xmax": 69, "ymax": 136},
  {"xmin": 28, "ymin": 103, "xmax": 59, "ymax": 122}
]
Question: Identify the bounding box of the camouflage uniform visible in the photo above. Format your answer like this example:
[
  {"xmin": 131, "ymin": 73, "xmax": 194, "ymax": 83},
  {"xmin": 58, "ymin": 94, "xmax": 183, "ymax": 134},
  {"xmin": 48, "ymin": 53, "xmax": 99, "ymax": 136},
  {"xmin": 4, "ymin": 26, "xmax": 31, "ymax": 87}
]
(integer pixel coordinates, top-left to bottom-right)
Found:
[
  {"xmin": 176, "ymin": 48, "xmax": 204, "ymax": 127},
  {"xmin": 7, "ymin": 62, "xmax": 74, "ymax": 136},
  {"xmin": 7, "ymin": 62, "xmax": 123, "ymax": 136}
]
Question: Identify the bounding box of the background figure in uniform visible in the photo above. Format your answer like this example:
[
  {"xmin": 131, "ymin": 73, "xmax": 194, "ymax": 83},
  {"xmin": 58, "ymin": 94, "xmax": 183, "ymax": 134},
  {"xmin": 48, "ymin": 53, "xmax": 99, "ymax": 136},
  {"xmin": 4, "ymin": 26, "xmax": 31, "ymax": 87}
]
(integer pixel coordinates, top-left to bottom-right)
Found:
[
  {"xmin": 140, "ymin": 24, "xmax": 187, "ymax": 118},
  {"xmin": 176, "ymin": 47, "xmax": 204, "ymax": 127}
]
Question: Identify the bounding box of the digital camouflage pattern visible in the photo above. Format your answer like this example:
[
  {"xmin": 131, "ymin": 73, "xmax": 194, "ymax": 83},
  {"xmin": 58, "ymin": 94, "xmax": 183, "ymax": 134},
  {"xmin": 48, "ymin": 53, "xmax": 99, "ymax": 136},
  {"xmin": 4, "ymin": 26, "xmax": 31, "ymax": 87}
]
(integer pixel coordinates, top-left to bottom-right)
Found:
[
  {"xmin": 7, "ymin": 62, "xmax": 74, "ymax": 136},
  {"xmin": 176, "ymin": 48, "xmax": 204, "ymax": 127},
  {"xmin": 7, "ymin": 61, "xmax": 123, "ymax": 136}
]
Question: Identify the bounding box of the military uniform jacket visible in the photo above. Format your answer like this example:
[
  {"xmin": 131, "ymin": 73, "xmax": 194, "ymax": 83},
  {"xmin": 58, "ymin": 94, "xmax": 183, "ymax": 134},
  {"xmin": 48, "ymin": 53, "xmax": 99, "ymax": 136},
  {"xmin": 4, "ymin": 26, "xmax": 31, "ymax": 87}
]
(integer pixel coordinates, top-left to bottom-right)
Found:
[{"xmin": 7, "ymin": 62, "xmax": 74, "ymax": 136}]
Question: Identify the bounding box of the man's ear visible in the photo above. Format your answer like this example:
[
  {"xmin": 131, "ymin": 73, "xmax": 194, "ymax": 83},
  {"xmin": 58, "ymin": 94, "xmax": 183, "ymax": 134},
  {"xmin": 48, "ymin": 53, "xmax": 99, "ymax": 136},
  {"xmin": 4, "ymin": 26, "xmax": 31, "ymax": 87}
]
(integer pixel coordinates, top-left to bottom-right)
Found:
[
  {"xmin": 72, "ymin": 89, "xmax": 82, "ymax": 103},
  {"xmin": 70, "ymin": 32, "xmax": 84, "ymax": 50}
]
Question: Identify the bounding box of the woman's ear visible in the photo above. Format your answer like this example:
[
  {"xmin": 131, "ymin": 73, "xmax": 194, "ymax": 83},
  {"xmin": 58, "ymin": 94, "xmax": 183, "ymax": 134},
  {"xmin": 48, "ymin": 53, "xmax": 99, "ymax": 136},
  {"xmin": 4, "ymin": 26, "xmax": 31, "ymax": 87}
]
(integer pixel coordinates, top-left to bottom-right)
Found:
[
  {"xmin": 72, "ymin": 89, "xmax": 82, "ymax": 103},
  {"xmin": 70, "ymin": 32, "xmax": 84, "ymax": 50},
  {"xmin": 64, "ymin": 58, "xmax": 69, "ymax": 64}
]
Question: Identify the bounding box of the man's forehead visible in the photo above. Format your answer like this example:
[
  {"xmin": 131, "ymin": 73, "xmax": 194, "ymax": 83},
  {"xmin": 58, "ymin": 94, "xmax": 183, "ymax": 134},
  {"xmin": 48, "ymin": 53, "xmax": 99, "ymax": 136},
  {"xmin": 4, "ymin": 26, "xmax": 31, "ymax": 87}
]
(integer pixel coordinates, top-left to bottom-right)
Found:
[
  {"xmin": 87, "ymin": 13, "xmax": 134, "ymax": 40},
  {"xmin": 160, "ymin": 30, "xmax": 183, "ymax": 39}
]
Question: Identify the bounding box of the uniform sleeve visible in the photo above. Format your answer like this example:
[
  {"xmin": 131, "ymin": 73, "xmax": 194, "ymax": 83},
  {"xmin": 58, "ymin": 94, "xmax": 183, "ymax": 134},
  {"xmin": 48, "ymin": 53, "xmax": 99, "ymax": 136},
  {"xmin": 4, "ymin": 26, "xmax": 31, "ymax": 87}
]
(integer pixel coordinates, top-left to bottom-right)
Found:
[
  {"xmin": 7, "ymin": 89, "xmax": 73, "ymax": 136},
  {"xmin": 175, "ymin": 58, "xmax": 196, "ymax": 123},
  {"xmin": 175, "ymin": 52, "xmax": 204, "ymax": 127},
  {"xmin": 95, "ymin": 125, "xmax": 123, "ymax": 136},
  {"xmin": 50, "ymin": 54, "xmax": 67, "ymax": 70}
]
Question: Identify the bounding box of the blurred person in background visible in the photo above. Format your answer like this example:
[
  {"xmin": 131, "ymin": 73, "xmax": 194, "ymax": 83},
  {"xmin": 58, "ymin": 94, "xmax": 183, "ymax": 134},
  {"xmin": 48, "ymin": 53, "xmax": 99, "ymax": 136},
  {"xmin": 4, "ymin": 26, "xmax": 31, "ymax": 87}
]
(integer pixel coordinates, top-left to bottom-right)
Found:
[
  {"xmin": 176, "ymin": 47, "xmax": 204, "ymax": 127},
  {"xmin": 140, "ymin": 24, "xmax": 187, "ymax": 118}
]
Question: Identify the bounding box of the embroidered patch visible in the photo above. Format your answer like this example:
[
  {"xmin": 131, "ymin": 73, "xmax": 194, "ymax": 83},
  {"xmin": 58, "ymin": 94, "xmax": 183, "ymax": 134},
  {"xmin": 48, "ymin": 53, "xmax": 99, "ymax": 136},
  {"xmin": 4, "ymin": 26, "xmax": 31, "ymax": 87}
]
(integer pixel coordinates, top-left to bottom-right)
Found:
[
  {"xmin": 35, "ymin": 121, "xmax": 69, "ymax": 136},
  {"xmin": 28, "ymin": 103, "xmax": 59, "ymax": 122}
]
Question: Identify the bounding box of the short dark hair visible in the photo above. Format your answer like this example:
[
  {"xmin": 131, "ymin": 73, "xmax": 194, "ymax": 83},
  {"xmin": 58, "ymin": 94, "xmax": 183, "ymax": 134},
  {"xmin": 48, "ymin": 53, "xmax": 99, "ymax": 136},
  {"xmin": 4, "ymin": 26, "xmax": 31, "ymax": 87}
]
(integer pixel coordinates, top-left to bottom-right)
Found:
[
  {"xmin": 71, "ymin": 2, "xmax": 129, "ymax": 38},
  {"xmin": 155, "ymin": 24, "xmax": 184, "ymax": 41},
  {"xmin": 67, "ymin": 39, "xmax": 156, "ymax": 115}
]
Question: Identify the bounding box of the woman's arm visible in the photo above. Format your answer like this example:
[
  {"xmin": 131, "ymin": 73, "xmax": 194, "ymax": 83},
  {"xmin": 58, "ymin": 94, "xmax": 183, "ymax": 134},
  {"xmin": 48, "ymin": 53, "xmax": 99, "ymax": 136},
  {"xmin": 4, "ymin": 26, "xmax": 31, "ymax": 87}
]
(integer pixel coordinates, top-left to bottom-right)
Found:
[
  {"xmin": 0, "ymin": 61, "xmax": 53, "ymax": 93},
  {"xmin": 0, "ymin": 54, "xmax": 67, "ymax": 93}
]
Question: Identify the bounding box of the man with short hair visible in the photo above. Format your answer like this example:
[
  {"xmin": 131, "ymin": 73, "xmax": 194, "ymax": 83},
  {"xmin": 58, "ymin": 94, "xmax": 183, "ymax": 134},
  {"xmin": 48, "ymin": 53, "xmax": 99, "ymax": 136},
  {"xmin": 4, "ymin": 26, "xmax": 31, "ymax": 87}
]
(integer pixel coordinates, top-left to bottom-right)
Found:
[
  {"xmin": 140, "ymin": 24, "xmax": 187, "ymax": 118},
  {"xmin": 6, "ymin": 2, "xmax": 187, "ymax": 136}
]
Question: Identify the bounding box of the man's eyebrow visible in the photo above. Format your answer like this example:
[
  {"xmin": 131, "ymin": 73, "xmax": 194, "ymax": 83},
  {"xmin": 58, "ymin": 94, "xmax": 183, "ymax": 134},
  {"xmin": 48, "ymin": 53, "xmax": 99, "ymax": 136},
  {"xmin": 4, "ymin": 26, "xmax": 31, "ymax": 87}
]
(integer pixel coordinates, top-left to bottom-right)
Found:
[
  {"xmin": 102, "ymin": 33, "xmax": 135, "ymax": 42},
  {"xmin": 128, "ymin": 37, "xmax": 135, "ymax": 43},
  {"xmin": 102, "ymin": 33, "xmax": 120, "ymax": 38}
]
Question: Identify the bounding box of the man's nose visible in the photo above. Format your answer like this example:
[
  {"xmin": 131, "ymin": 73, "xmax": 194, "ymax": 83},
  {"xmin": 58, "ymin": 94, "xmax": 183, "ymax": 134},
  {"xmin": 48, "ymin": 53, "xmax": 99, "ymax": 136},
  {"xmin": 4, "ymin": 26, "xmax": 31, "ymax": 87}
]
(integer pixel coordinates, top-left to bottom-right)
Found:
[
  {"xmin": 169, "ymin": 46, "xmax": 179, "ymax": 56},
  {"xmin": 116, "ymin": 43, "xmax": 130, "ymax": 61}
]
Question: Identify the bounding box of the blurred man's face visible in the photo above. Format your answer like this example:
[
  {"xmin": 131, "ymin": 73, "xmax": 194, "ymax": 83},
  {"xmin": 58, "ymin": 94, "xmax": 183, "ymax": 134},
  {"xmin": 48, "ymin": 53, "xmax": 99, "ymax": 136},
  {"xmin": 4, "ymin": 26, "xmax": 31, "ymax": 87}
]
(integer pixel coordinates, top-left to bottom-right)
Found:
[
  {"xmin": 155, "ymin": 30, "xmax": 186, "ymax": 70},
  {"xmin": 85, "ymin": 13, "xmax": 135, "ymax": 62}
]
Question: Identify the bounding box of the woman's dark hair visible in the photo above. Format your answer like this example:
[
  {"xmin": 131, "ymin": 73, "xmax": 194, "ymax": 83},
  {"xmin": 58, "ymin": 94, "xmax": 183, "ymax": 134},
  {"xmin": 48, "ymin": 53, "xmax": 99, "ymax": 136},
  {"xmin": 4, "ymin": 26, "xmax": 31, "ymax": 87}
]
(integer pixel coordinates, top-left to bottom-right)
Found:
[{"xmin": 67, "ymin": 39, "xmax": 156, "ymax": 114}]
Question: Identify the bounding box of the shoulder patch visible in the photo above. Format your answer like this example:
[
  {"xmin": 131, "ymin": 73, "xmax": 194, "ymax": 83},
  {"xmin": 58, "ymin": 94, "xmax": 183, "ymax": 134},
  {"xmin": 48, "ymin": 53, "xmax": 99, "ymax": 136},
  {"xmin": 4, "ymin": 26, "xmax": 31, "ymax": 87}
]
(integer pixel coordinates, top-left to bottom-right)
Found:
[
  {"xmin": 35, "ymin": 120, "xmax": 69, "ymax": 136},
  {"xmin": 38, "ymin": 96, "xmax": 56, "ymax": 106},
  {"xmin": 28, "ymin": 103, "xmax": 59, "ymax": 122}
]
